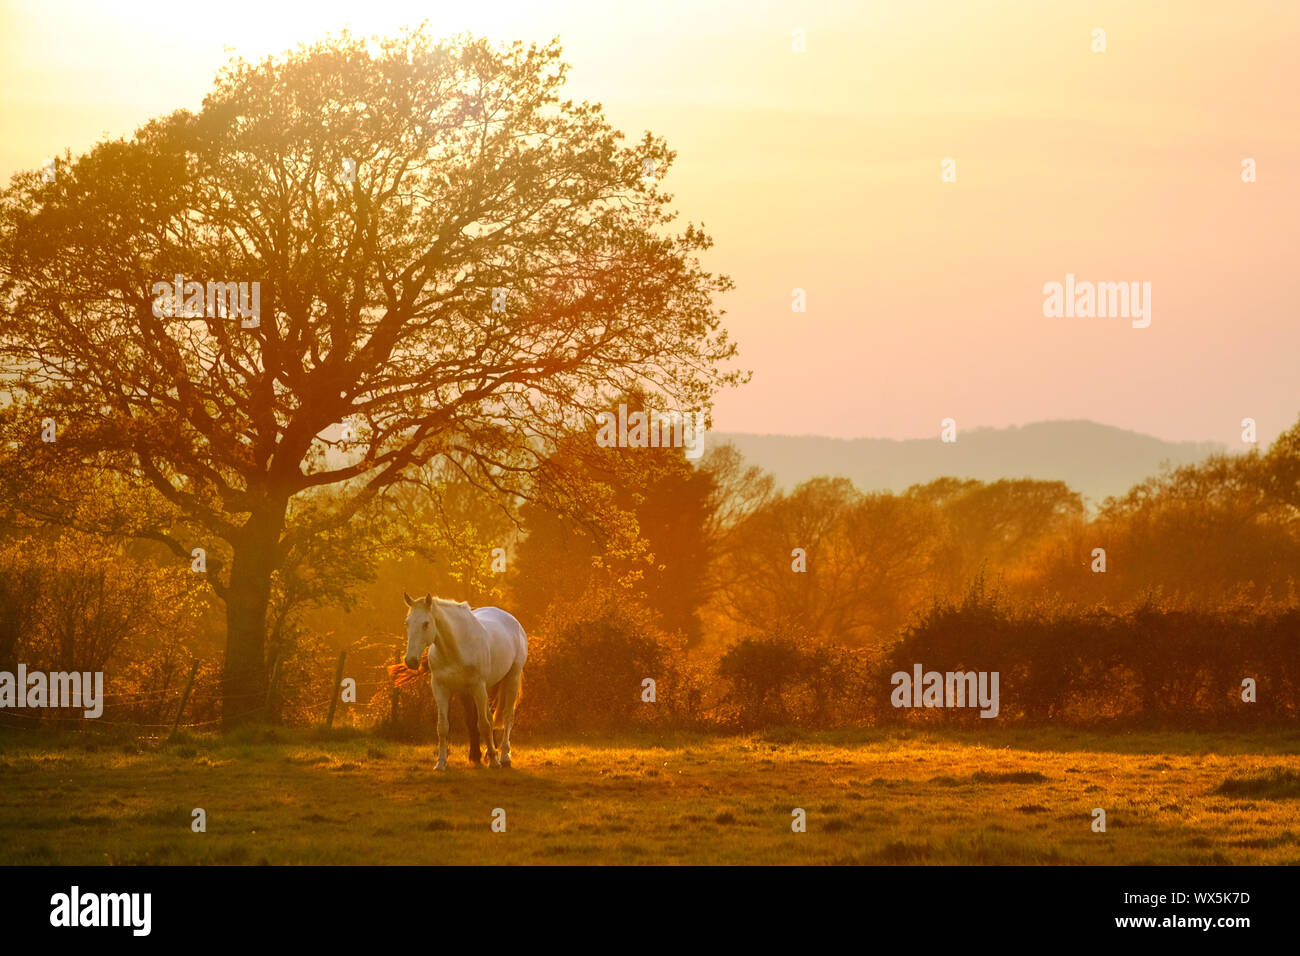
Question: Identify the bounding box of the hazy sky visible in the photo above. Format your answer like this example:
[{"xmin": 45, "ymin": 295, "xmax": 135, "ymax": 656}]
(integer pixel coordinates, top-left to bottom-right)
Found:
[{"xmin": 2, "ymin": 0, "xmax": 1297, "ymax": 444}]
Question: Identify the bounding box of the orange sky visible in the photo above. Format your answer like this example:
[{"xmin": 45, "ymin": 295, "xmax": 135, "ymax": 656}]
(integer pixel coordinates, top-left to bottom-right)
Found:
[{"xmin": 2, "ymin": 0, "xmax": 1297, "ymax": 445}]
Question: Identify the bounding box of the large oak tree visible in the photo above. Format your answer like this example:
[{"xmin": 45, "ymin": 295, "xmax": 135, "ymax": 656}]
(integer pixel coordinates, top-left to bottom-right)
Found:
[{"xmin": 0, "ymin": 28, "xmax": 738, "ymax": 724}]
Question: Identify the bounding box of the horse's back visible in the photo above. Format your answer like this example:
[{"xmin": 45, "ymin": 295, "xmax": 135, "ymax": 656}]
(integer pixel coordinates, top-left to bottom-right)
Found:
[{"xmin": 472, "ymin": 606, "xmax": 528, "ymax": 679}]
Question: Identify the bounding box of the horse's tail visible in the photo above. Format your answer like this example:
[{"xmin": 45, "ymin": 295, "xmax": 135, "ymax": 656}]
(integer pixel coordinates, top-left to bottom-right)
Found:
[
  {"xmin": 490, "ymin": 671, "xmax": 522, "ymax": 730},
  {"xmin": 489, "ymin": 681, "xmax": 504, "ymax": 730}
]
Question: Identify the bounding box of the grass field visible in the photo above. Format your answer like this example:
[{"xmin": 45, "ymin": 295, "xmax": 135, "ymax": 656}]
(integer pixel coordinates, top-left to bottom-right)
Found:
[{"xmin": 3, "ymin": 727, "xmax": 1299, "ymax": 865}]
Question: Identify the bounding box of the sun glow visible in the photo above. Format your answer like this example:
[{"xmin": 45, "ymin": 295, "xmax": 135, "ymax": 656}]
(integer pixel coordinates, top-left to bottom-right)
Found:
[{"xmin": 3, "ymin": 0, "xmax": 1298, "ymax": 443}]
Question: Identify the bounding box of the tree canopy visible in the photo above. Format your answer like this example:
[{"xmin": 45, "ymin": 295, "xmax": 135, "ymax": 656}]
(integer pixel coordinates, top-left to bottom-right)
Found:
[{"xmin": 0, "ymin": 27, "xmax": 739, "ymax": 722}]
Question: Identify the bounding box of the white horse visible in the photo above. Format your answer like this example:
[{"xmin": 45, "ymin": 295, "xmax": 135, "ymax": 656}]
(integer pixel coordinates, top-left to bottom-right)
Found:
[{"xmin": 403, "ymin": 593, "xmax": 528, "ymax": 770}]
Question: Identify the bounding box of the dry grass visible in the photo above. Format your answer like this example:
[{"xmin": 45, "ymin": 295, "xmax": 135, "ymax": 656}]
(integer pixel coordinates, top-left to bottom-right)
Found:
[{"xmin": 2, "ymin": 727, "xmax": 1299, "ymax": 864}]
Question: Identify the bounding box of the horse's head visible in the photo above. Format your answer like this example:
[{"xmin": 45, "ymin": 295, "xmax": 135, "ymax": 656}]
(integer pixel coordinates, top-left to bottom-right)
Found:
[{"xmin": 403, "ymin": 591, "xmax": 436, "ymax": 669}]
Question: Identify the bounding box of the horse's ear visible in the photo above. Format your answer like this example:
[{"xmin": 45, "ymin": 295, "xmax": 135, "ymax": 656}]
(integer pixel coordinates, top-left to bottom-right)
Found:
[
  {"xmin": 403, "ymin": 591, "xmax": 414, "ymax": 608},
  {"xmin": 422, "ymin": 593, "xmax": 433, "ymax": 610}
]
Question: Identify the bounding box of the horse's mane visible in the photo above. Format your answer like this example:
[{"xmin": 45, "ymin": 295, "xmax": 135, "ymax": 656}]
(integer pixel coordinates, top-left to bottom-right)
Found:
[{"xmin": 432, "ymin": 597, "xmax": 470, "ymax": 609}]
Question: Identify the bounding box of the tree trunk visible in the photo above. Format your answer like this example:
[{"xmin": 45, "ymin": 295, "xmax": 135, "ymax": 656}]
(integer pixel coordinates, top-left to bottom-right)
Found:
[{"xmin": 222, "ymin": 505, "xmax": 285, "ymax": 729}]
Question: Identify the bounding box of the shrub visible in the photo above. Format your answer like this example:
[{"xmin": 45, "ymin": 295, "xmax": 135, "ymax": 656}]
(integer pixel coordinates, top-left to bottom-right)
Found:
[{"xmin": 525, "ymin": 588, "xmax": 686, "ymax": 732}]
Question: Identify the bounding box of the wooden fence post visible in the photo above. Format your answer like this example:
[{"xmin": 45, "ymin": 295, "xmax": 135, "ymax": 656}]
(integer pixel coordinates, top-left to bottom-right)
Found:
[
  {"xmin": 265, "ymin": 656, "xmax": 283, "ymax": 723},
  {"xmin": 324, "ymin": 650, "xmax": 347, "ymax": 729},
  {"xmin": 389, "ymin": 650, "xmax": 403, "ymax": 730},
  {"xmin": 170, "ymin": 660, "xmax": 199, "ymax": 738}
]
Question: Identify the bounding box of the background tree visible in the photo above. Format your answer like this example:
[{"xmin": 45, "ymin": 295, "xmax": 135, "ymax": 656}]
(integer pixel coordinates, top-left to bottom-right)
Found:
[
  {"xmin": 297, "ymin": 464, "xmax": 520, "ymax": 652},
  {"xmin": 1260, "ymin": 416, "xmax": 1300, "ymax": 515},
  {"xmin": 1017, "ymin": 449, "xmax": 1300, "ymax": 607},
  {"xmin": 714, "ymin": 477, "xmax": 945, "ymax": 646},
  {"xmin": 510, "ymin": 395, "xmax": 716, "ymax": 642},
  {"xmin": 906, "ymin": 477, "xmax": 1084, "ymax": 592},
  {"xmin": 0, "ymin": 28, "xmax": 738, "ymax": 723}
]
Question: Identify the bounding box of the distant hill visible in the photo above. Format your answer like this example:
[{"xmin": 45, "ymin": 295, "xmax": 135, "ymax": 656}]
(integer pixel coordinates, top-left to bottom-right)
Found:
[{"xmin": 704, "ymin": 421, "xmax": 1227, "ymax": 505}]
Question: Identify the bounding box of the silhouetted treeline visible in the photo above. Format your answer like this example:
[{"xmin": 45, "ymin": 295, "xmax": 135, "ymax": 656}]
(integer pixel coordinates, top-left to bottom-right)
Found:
[
  {"xmin": 372, "ymin": 583, "xmax": 1300, "ymax": 734},
  {"xmin": 880, "ymin": 584, "xmax": 1300, "ymax": 728},
  {"xmin": 5, "ymin": 412, "xmax": 1300, "ymax": 734}
]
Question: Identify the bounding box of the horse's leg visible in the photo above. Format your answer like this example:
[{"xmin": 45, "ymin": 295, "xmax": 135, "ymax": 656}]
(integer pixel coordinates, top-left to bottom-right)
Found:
[
  {"xmin": 471, "ymin": 681, "xmax": 499, "ymax": 768},
  {"xmin": 432, "ymin": 681, "xmax": 451, "ymax": 772},
  {"xmin": 498, "ymin": 669, "xmax": 521, "ymax": 769},
  {"xmin": 487, "ymin": 681, "xmax": 502, "ymax": 754},
  {"xmin": 460, "ymin": 692, "xmax": 482, "ymax": 766}
]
